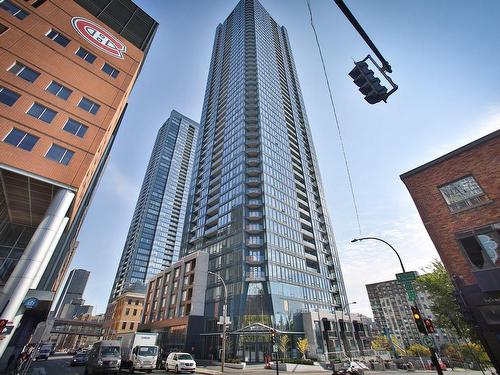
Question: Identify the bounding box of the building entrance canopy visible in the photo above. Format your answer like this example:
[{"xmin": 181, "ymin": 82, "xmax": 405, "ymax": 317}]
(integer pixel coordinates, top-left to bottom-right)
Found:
[{"xmin": 201, "ymin": 322, "xmax": 303, "ymax": 336}]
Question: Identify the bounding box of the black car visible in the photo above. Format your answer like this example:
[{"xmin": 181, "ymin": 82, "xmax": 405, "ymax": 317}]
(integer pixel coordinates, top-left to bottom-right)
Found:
[{"xmin": 70, "ymin": 353, "xmax": 88, "ymax": 366}]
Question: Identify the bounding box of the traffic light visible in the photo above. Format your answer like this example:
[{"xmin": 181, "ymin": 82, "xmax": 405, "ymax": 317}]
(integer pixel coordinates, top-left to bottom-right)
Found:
[
  {"xmin": 411, "ymin": 306, "xmax": 427, "ymax": 334},
  {"xmin": 424, "ymin": 318, "xmax": 436, "ymax": 334},
  {"xmin": 0, "ymin": 319, "xmax": 8, "ymax": 334},
  {"xmin": 348, "ymin": 61, "xmax": 388, "ymax": 104},
  {"xmin": 270, "ymin": 330, "xmax": 276, "ymax": 345}
]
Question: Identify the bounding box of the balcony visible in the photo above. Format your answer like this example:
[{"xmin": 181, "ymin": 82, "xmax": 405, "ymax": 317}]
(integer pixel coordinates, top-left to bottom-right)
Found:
[
  {"xmin": 246, "ymin": 157, "xmax": 260, "ymax": 166},
  {"xmin": 204, "ymin": 226, "xmax": 218, "ymax": 238},
  {"xmin": 246, "ymin": 238, "xmax": 264, "ymax": 248},
  {"xmin": 245, "ymin": 224, "xmax": 263, "ymax": 233},
  {"xmin": 246, "ymin": 188, "xmax": 262, "ymax": 197},
  {"xmin": 245, "ymin": 272, "xmax": 266, "ymax": 282},
  {"xmin": 246, "ymin": 167, "xmax": 260, "ymax": 176},
  {"xmin": 246, "ymin": 147, "xmax": 260, "ymax": 156},
  {"xmin": 247, "ymin": 211, "xmax": 263, "ymax": 221},
  {"xmin": 246, "ymin": 177, "xmax": 261, "ymax": 186},
  {"xmin": 205, "ymin": 215, "xmax": 218, "ymax": 227},
  {"xmin": 206, "ymin": 204, "xmax": 219, "ymax": 217},
  {"xmin": 246, "ymin": 199, "xmax": 262, "ymax": 208},
  {"xmin": 246, "ymin": 255, "xmax": 264, "ymax": 265}
]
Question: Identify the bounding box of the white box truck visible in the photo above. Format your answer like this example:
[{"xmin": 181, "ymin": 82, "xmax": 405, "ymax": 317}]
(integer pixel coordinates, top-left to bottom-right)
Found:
[{"xmin": 118, "ymin": 332, "xmax": 158, "ymax": 373}]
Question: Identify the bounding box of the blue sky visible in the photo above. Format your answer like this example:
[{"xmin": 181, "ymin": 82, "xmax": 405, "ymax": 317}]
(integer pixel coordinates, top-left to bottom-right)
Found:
[{"xmin": 66, "ymin": 0, "xmax": 500, "ymax": 316}]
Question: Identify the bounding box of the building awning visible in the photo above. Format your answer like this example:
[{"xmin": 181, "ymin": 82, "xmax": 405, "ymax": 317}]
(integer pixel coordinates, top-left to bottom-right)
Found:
[{"xmin": 200, "ymin": 322, "xmax": 304, "ymax": 336}]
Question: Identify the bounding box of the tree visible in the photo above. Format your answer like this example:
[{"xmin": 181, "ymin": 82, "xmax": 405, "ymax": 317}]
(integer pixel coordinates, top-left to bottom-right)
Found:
[
  {"xmin": 460, "ymin": 343, "xmax": 491, "ymax": 365},
  {"xmin": 406, "ymin": 343, "xmax": 431, "ymax": 357},
  {"xmin": 279, "ymin": 335, "xmax": 289, "ymax": 358},
  {"xmin": 296, "ymin": 338, "xmax": 309, "ymax": 359},
  {"xmin": 415, "ymin": 260, "xmax": 476, "ymax": 341},
  {"xmin": 371, "ymin": 335, "xmax": 390, "ymax": 351}
]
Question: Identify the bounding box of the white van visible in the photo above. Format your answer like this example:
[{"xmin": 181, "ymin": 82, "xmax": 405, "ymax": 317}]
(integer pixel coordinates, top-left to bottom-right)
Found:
[{"xmin": 165, "ymin": 352, "xmax": 196, "ymax": 373}]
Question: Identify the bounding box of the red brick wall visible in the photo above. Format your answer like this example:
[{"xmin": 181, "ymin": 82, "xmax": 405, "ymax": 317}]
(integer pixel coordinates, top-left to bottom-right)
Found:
[{"xmin": 402, "ymin": 133, "xmax": 500, "ymax": 286}]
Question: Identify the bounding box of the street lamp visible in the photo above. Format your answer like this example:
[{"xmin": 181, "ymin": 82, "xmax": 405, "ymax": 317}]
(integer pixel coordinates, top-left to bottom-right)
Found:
[
  {"xmin": 208, "ymin": 271, "xmax": 228, "ymax": 372},
  {"xmin": 351, "ymin": 237, "xmax": 405, "ymax": 273}
]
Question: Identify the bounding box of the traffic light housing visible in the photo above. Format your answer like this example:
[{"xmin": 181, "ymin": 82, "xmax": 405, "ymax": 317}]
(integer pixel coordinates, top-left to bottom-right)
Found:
[
  {"xmin": 424, "ymin": 318, "xmax": 436, "ymax": 334},
  {"xmin": 411, "ymin": 306, "xmax": 427, "ymax": 334},
  {"xmin": 349, "ymin": 61, "xmax": 388, "ymax": 104},
  {"xmin": 270, "ymin": 330, "xmax": 276, "ymax": 345}
]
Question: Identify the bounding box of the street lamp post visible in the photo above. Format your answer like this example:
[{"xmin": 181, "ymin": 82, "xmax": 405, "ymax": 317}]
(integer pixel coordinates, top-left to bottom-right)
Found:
[
  {"xmin": 208, "ymin": 271, "xmax": 228, "ymax": 372},
  {"xmin": 351, "ymin": 237, "xmax": 405, "ymax": 273}
]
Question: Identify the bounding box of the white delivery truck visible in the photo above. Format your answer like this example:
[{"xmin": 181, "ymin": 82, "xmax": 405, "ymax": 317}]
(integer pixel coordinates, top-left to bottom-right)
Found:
[{"xmin": 118, "ymin": 332, "xmax": 158, "ymax": 373}]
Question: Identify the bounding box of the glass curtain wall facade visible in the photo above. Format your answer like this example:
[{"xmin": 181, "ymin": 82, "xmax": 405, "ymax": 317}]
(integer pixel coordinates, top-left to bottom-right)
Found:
[
  {"xmin": 110, "ymin": 110, "xmax": 199, "ymax": 300},
  {"xmin": 182, "ymin": 0, "xmax": 347, "ymax": 358}
]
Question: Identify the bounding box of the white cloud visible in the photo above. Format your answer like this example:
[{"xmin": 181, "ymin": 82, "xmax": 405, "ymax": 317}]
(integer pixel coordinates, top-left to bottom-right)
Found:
[
  {"xmin": 337, "ymin": 213, "xmax": 437, "ymax": 317},
  {"xmin": 102, "ymin": 161, "xmax": 140, "ymax": 208}
]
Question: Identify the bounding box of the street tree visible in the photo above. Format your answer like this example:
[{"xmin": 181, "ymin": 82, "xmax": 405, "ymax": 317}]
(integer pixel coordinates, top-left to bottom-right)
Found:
[
  {"xmin": 279, "ymin": 335, "xmax": 289, "ymax": 358},
  {"xmin": 406, "ymin": 343, "xmax": 431, "ymax": 357},
  {"xmin": 296, "ymin": 338, "xmax": 309, "ymax": 359},
  {"xmin": 371, "ymin": 335, "xmax": 391, "ymax": 351}
]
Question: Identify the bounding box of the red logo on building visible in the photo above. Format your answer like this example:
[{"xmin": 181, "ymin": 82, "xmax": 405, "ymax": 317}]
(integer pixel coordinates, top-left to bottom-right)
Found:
[{"xmin": 71, "ymin": 17, "xmax": 126, "ymax": 59}]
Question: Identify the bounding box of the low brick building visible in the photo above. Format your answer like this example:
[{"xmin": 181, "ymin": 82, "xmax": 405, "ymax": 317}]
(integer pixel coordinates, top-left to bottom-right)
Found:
[
  {"xmin": 102, "ymin": 290, "xmax": 144, "ymax": 339},
  {"xmin": 401, "ymin": 130, "xmax": 500, "ymax": 370}
]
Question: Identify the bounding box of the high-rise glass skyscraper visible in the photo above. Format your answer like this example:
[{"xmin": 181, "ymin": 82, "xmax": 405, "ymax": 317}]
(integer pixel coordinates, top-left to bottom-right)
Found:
[
  {"xmin": 110, "ymin": 110, "xmax": 199, "ymax": 300},
  {"xmin": 182, "ymin": 0, "xmax": 347, "ymax": 356}
]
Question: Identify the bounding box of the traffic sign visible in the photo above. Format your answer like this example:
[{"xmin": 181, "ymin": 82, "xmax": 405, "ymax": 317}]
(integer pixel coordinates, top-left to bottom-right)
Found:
[
  {"xmin": 422, "ymin": 335, "xmax": 435, "ymax": 348},
  {"xmin": 396, "ymin": 271, "xmax": 417, "ymax": 282},
  {"xmin": 24, "ymin": 297, "xmax": 39, "ymax": 310}
]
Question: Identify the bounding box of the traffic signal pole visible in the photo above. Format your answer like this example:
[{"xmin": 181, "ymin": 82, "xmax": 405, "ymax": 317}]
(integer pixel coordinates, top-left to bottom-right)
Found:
[{"xmin": 332, "ymin": 0, "xmax": 392, "ymax": 73}]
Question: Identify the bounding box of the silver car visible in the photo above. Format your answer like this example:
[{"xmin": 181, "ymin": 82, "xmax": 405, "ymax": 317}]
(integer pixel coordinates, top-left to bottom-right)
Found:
[{"xmin": 84, "ymin": 340, "xmax": 121, "ymax": 374}]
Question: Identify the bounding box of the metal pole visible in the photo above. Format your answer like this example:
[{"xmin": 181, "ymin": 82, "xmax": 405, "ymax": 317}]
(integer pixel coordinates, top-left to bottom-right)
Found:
[
  {"xmin": 351, "ymin": 237, "xmax": 406, "ymax": 273},
  {"xmin": 208, "ymin": 271, "xmax": 227, "ymax": 373},
  {"xmin": 332, "ymin": 0, "xmax": 392, "ymax": 73}
]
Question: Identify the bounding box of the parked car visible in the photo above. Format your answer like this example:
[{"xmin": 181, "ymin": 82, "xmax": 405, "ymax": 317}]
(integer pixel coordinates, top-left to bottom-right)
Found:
[
  {"xmin": 35, "ymin": 345, "xmax": 52, "ymax": 361},
  {"xmin": 165, "ymin": 352, "xmax": 196, "ymax": 373},
  {"xmin": 70, "ymin": 352, "xmax": 88, "ymax": 366},
  {"xmin": 85, "ymin": 340, "xmax": 121, "ymax": 374}
]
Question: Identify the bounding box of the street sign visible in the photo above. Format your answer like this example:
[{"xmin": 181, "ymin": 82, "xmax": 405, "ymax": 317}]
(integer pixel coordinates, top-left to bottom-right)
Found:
[
  {"xmin": 24, "ymin": 297, "xmax": 39, "ymax": 310},
  {"xmin": 396, "ymin": 271, "xmax": 417, "ymax": 282},
  {"xmin": 273, "ymin": 344, "xmax": 278, "ymax": 352},
  {"xmin": 422, "ymin": 335, "xmax": 435, "ymax": 348}
]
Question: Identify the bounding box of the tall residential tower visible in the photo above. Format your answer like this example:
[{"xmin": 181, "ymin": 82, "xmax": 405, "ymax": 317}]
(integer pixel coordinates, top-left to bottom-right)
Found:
[
  {"xmin": 109, "ymin": 110, "xmax": 199, "ymax": 301},
  {"xmin": 181, "ymin": 0, "xmax": 348, "ymax": 359}
]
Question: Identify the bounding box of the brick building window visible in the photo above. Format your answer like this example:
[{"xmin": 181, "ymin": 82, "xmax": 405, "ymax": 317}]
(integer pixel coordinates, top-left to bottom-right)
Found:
[
  {"xmin": 78, "ymin": 97, "xmax": 100, "ymax": 114},
  {"xmin": 3, "ymin": 128, "xmax": 38, "ymax": 151},
  {"xmin": 27, "ymin": 103, "xmax": 57, "ymax": 123},
  {"xmin": 63, "ymin": 118, "xmax": 88, "ymax": 137},
  {"xmin": 0, "ymin": 1, "xmax": 29, "ymax": 20},
  {"xmin": 46, "ymin": 81, "xmax": 72, "ymax": 100},
  {"xmin": 102, "ymin": 63, "xmax": 119, "ymax": 78},
  {"xmin": 75, "ymin": 47, "xmax": 96, "ymax": 63},
  {"xmin": 8, "ymin": 62, "xmax": 40, "ymax": 82},
  {"xmin": 45, "ymin": 144, "xmax": 74, "ymax": 165},
  {"xmin": 46, "ymin": 29, "xmax": 70, "ymax": 47},
  {"xmin": 0, "ymin": 87, "xmax": 20, "ymax": 106},
  {"xmin": 458, "ymin": 225, "xmax": 500, "ymax": 270},
  {"xmin": 0, "ymin": 23, "xmax": 8, "ymax": 35},
  {"xmin": 439, "ymin": 175, "xmax": 487, "ymax": 213},
  {"xmin": 121, "ymin": 322, "xmax": 126, "ymax": 330}
]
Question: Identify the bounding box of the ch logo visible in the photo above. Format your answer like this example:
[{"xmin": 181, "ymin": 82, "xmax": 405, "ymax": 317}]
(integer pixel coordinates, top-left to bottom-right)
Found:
[{"xmin": 71, "ymin": 17, "xmax": 126, "ymax": 59}]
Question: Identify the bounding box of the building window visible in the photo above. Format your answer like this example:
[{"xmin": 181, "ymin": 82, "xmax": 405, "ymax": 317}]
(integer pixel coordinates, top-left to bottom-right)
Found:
[
  {"xmin": 3, "ymin": 128, "xmax": 38, "ymax": 151},
  {"xmin": 128, "ymin": 299, "xmax": 132, "ymax": 305},
  {"xmin": 46, "ymin": 29, "xmax": 70, "ymax": 47},
  {"xmin": 102, "ymin": 63, "xmax": 119, "ymax": 78},
  {"xmin": 27, "ymin": 103, "xmax": 57, "ymax": 123},
  {"xmin": 133, "ymin": 309, "xmax": 137, "ymax": 316},
  {"xmin": 439, "ymin": 176, "xmax": 487, "ymax": 213},
  {"xmin": 125, "ymin": 308, "xmax": 130, "ymax": 316},
  {"xmin": 46, "ymin": 81, "xmax": 72, "ymax": 100},
  {"xmin": 78, "ymin": 97, "xmax": 100, "ymax": 115},
  {"xmin": 121, "ymin": 322, "xmax": 126, "ymax": 330},
  {"xmin": 75, "ymin": 47, "xmax": 96, "ymax": 63},
  {"xmin": 0, "ymin": 87, "xmax": 20, "ymax": 106},
  {"xmin": 45, "ymin": 144, "xmax": 74, "ymax": 165},
  {"xmin": 0, "ymin": 23, "xmax": 8, "ymax": 35},
  {"xmin": 459, "ymin": 226, "xmax": 500, "ymax": 270},
  {"xmin": 8, "ymin": 62, "xmax": 40, "ymax": 82},
  {"xmin": 32, "ymin": 0, "xmax": 47, "ymax": 8},
  {"xmin": 129, "ymin": 322, "xmax": 134, "ymax": 329},
  {"xmin": 0, "ymin": 1, "xmax": 29, "ymax": 20},
  {"xmin": 63, "ymin": 118, "xmax": 87, "ymax": 138}
]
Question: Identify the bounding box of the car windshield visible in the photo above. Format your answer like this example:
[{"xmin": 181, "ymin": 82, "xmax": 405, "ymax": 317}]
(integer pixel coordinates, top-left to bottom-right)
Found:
[
  {"xmin": 76, "ymin": 354, "xmax": 87, "ymax": 358},
  {"xmin": 178, "ymin": 354, "xmax": 193, "ymax": 360},
  {"xmin": 100, "ymin": 346, "xmax": 120, "ymax": 357},
  {"xmin": 138, "ymin": 346, "xmax": 158, "ymax": 356}
]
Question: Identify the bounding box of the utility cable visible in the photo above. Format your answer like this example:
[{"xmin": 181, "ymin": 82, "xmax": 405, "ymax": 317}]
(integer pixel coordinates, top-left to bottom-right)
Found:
[{"xmin": 306, "ymin": 0, "xmax": 362, "ymax": 236}]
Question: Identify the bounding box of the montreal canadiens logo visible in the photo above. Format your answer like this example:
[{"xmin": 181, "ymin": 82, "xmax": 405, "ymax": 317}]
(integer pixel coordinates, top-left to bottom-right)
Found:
[{"xmin": 71, "ymin": 17, "xmax": 126, "ymax": 59}]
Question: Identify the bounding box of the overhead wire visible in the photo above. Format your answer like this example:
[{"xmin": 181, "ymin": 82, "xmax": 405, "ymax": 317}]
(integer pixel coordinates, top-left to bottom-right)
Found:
[{"xmin": 306, "ymin": 0, "xmax": 362, "ymax": 236}]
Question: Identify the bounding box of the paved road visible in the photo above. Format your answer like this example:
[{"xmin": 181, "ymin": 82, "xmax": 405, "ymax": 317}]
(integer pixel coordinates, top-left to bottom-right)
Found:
[{"xmin": 28, "ymin": 356, "xmax": 489, "ymax": 375}]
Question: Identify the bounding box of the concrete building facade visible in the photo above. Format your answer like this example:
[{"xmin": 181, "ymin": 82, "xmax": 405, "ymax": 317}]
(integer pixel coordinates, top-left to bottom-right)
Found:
[
  {"xmin": 401, "ymin": 130, "xmax": 500, "ymax": 370},
  {"xmin": 0, "ymin": 0, "xmax": 157, "ymax": 368},
  {"xmin": 140, "ymin": 251, "xmax": 209, "ymax": 358},
  {"xmin": 53, "ymin": 268, "xmax": 89, "ymax": 317}
]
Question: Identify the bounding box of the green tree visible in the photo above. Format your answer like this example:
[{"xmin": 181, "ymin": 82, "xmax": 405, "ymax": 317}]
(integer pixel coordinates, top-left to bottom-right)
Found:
[
  {"xmin": 296, "ymin": 338, "xmax": 309, "ymax": 359},
  {"xmin": 371, "ymin": 335, "xmax": 390, "ymax": 351},
  {"xmin": 460, "ymin": 343, "xmax": 491, "ymax": 365},
  {"xmin": 406, "ymin": 343, "xmax": 431, "ymax": 357},
  {"xmin": 415, "ymin": 260, "xmax": 475, "ymax": 341},
  {"xmin": 279, "ymin": 335, "xmax": 289, "ymax": 358}
]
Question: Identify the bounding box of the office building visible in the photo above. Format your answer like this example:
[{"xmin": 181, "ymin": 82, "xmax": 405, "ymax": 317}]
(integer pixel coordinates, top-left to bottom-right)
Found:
[
  {"xmin": 366, "ymin": 277, "xmax": 455, "ymax": 350},
  {"xmin": 0, "ymin": 0, "xmax": 157, "ymax": 368},
  {"xmin": 102, "ymin": 291, "xmax": 144, "ymax": 339},
  {"xmin": 181, "ymin": 0, "xmax": 347, "ymax": 361},
  {"xmin": 141, "ymin": 251, "xmax": 209, "ymax": 358},
  {"xmin": 401, "ymin": 130, "xmax": 500, "ymax": 371},
  {"xmin": 53, "ymin": 268, "xmax": 89, "ymax": 318},
  {"xmin": 58, "ymin": 297, "xmax": 93, "ymax": 320},
  {"xmin": 109, "ymin": 110, "xmax": 199, "ymax": 301}
]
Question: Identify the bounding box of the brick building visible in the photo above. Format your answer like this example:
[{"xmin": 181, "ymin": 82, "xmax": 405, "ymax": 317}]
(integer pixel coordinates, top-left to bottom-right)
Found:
[
  {"xmin": 0, "ymin": 0, "xmax": 157, "ymax": 369},
  {"xmin": 102, "ymin": 290, "xmax": 144, "ymax": 339},
  {"xmin": 401, "ymin": 130, "xmax": 500, "ymax": 370}
]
